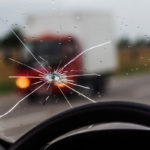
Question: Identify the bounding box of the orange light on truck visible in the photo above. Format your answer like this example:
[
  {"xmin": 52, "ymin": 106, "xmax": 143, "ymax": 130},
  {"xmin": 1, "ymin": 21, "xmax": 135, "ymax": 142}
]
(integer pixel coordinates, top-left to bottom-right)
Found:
[
  {"xmin": 54, "ymin": 81, "xmax": 66, "ymax": 88},
  {"xmin": 16, "ymin": 77, "xmax": 30, "ymax": 89}
]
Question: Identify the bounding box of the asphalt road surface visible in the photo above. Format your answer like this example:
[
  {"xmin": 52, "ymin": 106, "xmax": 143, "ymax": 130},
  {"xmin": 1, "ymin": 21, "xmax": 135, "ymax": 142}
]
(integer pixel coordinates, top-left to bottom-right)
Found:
[{"xmin": 1, "ymin": 73, "xmax": 150, "ymax": 142}]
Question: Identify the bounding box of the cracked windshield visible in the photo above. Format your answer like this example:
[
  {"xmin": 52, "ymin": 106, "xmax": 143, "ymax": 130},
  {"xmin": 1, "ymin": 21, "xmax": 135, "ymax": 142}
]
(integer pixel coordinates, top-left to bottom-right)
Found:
[{"xmin": 0, "ymin": 0, "xmax": 150, "ymax": 142}]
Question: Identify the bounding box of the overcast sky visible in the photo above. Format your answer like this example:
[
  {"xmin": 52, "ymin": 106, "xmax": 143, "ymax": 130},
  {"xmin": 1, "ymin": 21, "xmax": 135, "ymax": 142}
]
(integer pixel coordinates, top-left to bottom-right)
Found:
[{"xmin": 0, "ymin": 0, "xmax": 150, "ymax": 40}]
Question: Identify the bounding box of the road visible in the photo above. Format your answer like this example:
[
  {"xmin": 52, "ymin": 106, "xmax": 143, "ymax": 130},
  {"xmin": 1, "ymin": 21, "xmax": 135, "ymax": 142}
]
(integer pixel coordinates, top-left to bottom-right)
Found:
[{"xmin": 1, "ymin": 73, "xmax": 150, "ymax": 142}]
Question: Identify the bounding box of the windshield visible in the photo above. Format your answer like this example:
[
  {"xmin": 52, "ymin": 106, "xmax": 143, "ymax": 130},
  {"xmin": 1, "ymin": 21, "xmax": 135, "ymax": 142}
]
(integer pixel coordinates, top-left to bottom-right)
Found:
[
  {"xmin": 28, "ymin": 42, "xmax": 63, "ymax": 67},
  {"xmin": 25, "ymin": 41, "xmax": 77, "ymax": 68},
  {"xmin": 0, "ymin": 0, "xmax": 150, "ymax": 143}
]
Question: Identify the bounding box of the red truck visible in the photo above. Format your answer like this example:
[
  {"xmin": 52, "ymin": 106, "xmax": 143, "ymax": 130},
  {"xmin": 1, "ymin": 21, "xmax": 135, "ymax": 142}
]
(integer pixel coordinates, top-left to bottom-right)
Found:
[{"xmin": 15, "ymin": 34, "xmax": 84, "ymax": 101}]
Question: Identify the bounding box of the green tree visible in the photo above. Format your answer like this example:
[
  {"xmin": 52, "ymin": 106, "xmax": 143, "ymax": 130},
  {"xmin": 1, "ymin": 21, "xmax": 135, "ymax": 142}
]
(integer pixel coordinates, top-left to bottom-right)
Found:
[
  {"xmin": 117, "ymin": 37, "xmax": 131, "ymax": 50},
  {"xmin": 133, "ymin": 38, "xmax": 147, "ymax": 48},
  {"xmin": 0, "ymin": 27, "xmax": 23, "ymax": 48},
  {"xmin": 0, "ymin": 27, "xmax": 23, "ymax": 62}
]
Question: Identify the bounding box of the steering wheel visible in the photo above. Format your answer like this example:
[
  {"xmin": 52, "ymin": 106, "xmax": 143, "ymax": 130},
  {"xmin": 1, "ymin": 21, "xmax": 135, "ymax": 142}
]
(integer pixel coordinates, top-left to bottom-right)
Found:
[{"xmin": 9, "ymin": 101, "xmax": 150, "ymax": 150}]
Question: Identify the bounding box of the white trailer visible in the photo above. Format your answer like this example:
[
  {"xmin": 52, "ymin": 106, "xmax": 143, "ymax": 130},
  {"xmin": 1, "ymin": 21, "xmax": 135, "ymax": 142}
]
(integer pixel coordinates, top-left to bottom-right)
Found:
[{"xmin": 25, "ymin": 12, "xmax": 117, "ymax": 94}]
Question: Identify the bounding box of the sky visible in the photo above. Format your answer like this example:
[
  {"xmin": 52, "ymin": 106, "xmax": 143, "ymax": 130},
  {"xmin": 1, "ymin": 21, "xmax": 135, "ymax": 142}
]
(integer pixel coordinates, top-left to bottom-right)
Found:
[{"xmin": 0, "ymin": 0, "xmax": 150, "ymax": 40}]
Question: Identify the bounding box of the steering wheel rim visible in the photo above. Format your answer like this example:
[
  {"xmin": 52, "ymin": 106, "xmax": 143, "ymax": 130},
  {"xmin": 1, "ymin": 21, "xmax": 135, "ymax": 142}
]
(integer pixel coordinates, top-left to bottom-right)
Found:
[{"xmin": 9, "ymin": 101, "xmax": 150, "ymax": 150}]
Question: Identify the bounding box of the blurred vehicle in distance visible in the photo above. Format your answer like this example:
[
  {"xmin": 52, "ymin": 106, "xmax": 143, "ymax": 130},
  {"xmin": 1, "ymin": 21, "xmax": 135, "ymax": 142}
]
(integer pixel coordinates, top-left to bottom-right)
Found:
[
  {"xmin": 16, "ymin": 34, "xmax": 82, "ymax": 100},
  {"xmin": 15, "ymin": 12, "xmax": 117, "ymax": 100}
]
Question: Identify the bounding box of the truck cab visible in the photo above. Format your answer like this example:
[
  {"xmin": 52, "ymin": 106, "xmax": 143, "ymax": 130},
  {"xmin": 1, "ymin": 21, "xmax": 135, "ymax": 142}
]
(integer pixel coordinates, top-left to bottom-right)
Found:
[{"xmin": 16, "ymin": 34, "xmax": 83, "ymax": 99}]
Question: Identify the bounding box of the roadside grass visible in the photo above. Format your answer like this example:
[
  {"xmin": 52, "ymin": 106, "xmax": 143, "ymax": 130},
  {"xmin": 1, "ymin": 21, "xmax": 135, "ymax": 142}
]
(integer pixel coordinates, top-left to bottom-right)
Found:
[
  {"xmin": 112, "ymin": 64, "xmax": 150, "ymax": 77},
  {"xmin": 0, "ymin": 80, "xmax": 15, "ymax": 95}
]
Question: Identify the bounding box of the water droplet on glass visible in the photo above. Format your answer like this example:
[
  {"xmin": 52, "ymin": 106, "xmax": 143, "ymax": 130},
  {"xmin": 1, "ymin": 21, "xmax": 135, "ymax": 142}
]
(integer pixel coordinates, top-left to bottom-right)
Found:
[
  {"xmin": 140, "ymin": 56, "xmax": 144, "ymax": 59},
  {"xmin": 144, "ymin": 63, "xmax": 147, "ymax": 67},
  {"xmin": 136, "ymin": 67, "xmax": 139, "ymax": 71},
  {"xmin": 131, "ymin": 69, "xmax": 134, "ymax": 72},
  {"xmin": 68, "ymin": 36, "xmax": 72, "ymax": 39},
  {"xmin": 73, "ymin": 25, "xmax": 77, "ymax": 29},
  {"xmin": 76, "ymin": 16, "xmax": 80, "ymax": 20},
  {"xmin": 97, "ymin": 92, "xmax": 101, "ymax": 98}
]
